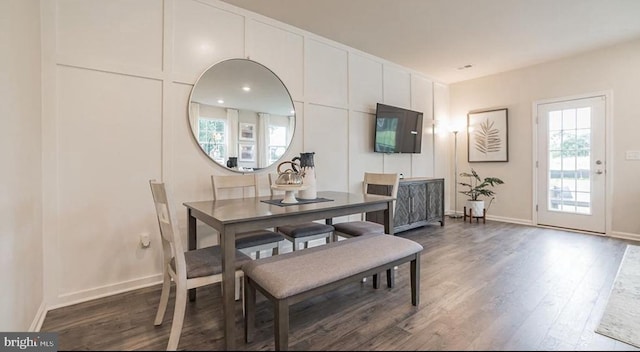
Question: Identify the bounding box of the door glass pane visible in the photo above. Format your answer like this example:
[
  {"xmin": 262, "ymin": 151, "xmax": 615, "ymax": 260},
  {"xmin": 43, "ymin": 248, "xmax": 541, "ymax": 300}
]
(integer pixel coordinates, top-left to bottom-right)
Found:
[
  {"xmin": 549, "ymin": 111, "xmax": 562, "ymax": 130},
  {"xmin": 549, "ymin": 132, "xmax": 562, "ymax": 150},
  {"xmin": 576, "ymin": 108, "xmax": 591, "ymax": 129},
  {"xmin": 562, "ymin": 109, "xmax": 576, "ymax": 129},
  {"xmin": 547, "ymin": 108, "xmax": 591, "ymax": 214}
]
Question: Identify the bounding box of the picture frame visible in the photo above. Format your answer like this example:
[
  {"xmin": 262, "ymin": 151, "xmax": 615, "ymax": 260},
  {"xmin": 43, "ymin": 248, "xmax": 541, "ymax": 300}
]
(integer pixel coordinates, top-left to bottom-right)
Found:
[
  {"xmin": 239, "ymin": 144, "xmax": 255, "ymax": 162},
  {"xmin": 239, "ymin": 123, "xmax": 256, "ymax": 141},
  {"xmin": 467, "ymin": 108, "xmax": 508, "ymax": 162}
]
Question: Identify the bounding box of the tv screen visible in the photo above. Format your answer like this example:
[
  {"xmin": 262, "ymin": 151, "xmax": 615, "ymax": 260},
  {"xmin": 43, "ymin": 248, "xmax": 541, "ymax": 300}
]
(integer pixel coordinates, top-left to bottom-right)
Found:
[{"xmin": 374, "ymin": 103, "xmax": 423, "ymax": 153}]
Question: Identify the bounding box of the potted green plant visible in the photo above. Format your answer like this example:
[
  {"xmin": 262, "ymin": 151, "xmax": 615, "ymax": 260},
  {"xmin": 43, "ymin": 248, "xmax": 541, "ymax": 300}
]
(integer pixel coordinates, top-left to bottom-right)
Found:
[{"xmin": 459, "ymin": 168, "xmax": 504, "ymax": 217}]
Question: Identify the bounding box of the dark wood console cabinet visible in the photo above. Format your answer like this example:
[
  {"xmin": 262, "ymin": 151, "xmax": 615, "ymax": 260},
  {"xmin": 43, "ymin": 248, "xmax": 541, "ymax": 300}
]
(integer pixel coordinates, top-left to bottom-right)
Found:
[{"xmin": 367, "ymin": 177, "xmax": 445, "ymax": 233}]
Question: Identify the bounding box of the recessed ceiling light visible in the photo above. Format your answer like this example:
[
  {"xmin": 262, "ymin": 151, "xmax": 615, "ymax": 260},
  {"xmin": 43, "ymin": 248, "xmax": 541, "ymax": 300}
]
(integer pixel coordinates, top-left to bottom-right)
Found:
[
  {"xmin": 457, "ymin": 64, "xmax": 473, "ymax": 70},
  {"xmin": 290, "ymin": 110, "xmax": 295, "ymax": 114},
  {"xmin": 242, "ymin": 86, "xmax": 251, "ymax": 92},
  {"xmin": 217, "ymin": 99, "xmax": 224, "ymax": 104}
]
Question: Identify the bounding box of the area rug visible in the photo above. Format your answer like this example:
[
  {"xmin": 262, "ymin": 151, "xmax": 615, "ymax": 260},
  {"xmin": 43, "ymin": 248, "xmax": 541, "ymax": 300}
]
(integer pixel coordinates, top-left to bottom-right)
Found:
[{"xmin": 595, "ymin": 244, "xmax": 640, "ymax": 347}]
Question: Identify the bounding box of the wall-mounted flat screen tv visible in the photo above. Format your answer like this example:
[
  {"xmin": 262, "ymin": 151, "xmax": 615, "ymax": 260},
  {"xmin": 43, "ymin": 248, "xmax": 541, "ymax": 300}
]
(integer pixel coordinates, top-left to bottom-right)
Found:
[{"xmin": 374, "ymin": 103, "xmax": 423, "ymax": 153}]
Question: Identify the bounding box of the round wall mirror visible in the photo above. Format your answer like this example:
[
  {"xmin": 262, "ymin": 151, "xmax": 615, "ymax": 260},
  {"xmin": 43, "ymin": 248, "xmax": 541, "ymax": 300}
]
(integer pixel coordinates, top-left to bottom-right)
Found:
[{"xmin": 188, "ymin": 59, "xmax": 295, "ymax": 172}]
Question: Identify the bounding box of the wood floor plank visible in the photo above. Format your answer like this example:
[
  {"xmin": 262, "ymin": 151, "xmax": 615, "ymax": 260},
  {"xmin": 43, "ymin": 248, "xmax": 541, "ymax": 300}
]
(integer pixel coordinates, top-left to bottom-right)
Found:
[{"xmin": 41, "ymin": 220, "xmax": 640, "ymax": 351}]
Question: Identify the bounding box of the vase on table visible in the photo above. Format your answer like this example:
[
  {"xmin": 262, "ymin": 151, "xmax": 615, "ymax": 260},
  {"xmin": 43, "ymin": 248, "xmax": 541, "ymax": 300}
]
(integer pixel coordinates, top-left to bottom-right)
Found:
[{"xmin": 292, "ymin": 152, "xmax": 316, "ymax": 199}]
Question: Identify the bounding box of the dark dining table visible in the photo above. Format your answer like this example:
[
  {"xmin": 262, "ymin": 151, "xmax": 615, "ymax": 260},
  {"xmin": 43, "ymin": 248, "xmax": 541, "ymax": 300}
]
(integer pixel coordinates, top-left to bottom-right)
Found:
[{"xmin": 183, "ymin": 190, "xmax": 395, "ymax": 350}]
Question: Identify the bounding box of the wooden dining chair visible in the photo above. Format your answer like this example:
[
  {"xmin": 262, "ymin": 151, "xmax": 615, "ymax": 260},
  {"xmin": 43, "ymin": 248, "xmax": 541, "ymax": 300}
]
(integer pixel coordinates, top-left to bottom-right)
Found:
[
  {"xmin": 149, "ymin": 180, "xmax": 252, "ymax": 351},
  {"xmin": 333, "ymin": 172, "xmax": 399, "ymax": 241},
  {"xmin": 268, "ymin": 173, "xmax": 335, "ymax": 251},
  {"xmin": 211, "ymin": 174, "xmax": 285, "ymax": 258}
]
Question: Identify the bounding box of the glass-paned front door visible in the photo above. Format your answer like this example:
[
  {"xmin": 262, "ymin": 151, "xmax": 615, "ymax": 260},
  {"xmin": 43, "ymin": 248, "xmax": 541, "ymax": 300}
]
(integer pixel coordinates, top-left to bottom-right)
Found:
[{"xmin": 537, "ymin": 96, "xmax": 606, "ymax": 233}]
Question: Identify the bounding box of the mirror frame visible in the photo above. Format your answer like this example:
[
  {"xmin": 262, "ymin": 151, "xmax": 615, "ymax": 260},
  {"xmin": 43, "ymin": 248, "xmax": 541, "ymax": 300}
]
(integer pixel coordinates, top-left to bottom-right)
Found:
[{"xmin": 187, "ymin": 58, "xmax": 296, "ymax": 173}]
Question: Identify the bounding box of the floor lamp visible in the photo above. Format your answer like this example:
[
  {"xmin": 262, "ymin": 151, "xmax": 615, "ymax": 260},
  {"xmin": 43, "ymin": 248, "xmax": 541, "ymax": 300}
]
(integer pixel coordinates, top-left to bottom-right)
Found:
[{"xmin": 449, "ymin": 129, "xmax": 463, "ymax": 218}]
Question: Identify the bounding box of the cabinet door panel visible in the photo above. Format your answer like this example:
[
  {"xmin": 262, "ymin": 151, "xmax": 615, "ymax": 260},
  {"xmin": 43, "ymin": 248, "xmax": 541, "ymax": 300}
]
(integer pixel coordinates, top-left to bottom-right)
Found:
[
  {"xmin": 395, "ymin": 183, "xmax": 411, "ymax": 227},
  {"xmin": 409, "ymin": 183, "xmax": 428, "ymax": 223},
  {"xmin": 427, "ymin": 180, "xmax": 444, "ymax": 222}
]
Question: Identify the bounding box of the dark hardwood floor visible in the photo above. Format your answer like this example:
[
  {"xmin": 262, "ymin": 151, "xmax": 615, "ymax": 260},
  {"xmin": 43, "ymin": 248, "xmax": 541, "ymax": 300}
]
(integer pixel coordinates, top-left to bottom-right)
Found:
[{"xmin": 41, "ymin": 220, "xmax": 640, "ymax": 351}]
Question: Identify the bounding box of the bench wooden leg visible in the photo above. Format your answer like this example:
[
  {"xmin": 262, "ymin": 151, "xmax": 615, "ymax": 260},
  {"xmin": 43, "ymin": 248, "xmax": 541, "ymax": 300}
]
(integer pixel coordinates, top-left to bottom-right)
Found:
[
  {"xmin": 372, "ymin": 274, "xmax": 380, "ymax": 289},
  {"xmin": 274, "ymin": 299, "xmax": 289, "ymax": 351},
  {"xmin": 244, "ymin": 276, "xmax": 256, "ymax": 343},
  {"xmin": 386, "ymin": 268, "xmax": 395, "ymax": 288},
  {"xmin": 410, "ymin": 253, "xmax": 421, "ymax": 306}
]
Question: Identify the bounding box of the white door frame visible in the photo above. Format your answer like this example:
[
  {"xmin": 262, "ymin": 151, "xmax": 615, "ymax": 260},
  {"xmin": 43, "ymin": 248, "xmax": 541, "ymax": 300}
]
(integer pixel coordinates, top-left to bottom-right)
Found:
[{"xmin": 532, "ymin": 90, "xmax": 614, "ymax": 235}]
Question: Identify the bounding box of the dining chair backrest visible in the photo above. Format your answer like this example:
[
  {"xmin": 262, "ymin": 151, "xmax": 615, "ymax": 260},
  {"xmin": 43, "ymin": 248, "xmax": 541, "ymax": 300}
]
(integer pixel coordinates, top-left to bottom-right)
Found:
[
  {"xmin": 149, "ymin": 180, "xmax": 185, "ymax": 275},
  {"xmin": 211, "ymin": 174, "xmax": 258, "ymax": 200},
  {"xmin": 267, "ymin": 173, "xmax": 280, "ymax": 196},
  {"xmin": 360, "ymin": 172, "xmax": 400, "ymax": 220}
]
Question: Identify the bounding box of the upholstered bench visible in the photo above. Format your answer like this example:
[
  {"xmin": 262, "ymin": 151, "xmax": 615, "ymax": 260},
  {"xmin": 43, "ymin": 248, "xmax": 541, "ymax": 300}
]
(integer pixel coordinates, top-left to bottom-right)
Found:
[{"xmin": 242, "ymin": 234, "xmax": 423, "ymax": 351}]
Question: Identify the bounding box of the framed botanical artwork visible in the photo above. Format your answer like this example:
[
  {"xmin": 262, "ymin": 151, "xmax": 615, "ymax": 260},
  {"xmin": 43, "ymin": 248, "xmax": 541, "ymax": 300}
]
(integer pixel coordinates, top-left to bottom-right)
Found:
[
  {"xmin": 239, "ymin": 144, "xmax": 255, "ymax": 162},
  {"xmin": 239, "ymin": 123, "xmax": 256, "ymax": 141},
  {"xmin": 467, "ymin": 108, "xmax": 508, "ymax": 162}
]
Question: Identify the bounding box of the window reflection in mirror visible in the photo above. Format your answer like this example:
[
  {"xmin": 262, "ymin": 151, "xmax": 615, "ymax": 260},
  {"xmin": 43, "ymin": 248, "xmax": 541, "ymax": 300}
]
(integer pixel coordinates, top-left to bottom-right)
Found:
[{"xmin": 188, "ymin": 59, "xmax": 295, "ymax": 172}]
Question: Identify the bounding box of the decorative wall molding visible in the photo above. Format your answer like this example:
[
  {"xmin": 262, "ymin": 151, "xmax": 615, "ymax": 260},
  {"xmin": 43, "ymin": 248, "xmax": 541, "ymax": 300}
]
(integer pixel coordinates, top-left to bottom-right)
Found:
[{"xmin": 40, "ymin": 0, "xmax": 443, "ymax": 309}]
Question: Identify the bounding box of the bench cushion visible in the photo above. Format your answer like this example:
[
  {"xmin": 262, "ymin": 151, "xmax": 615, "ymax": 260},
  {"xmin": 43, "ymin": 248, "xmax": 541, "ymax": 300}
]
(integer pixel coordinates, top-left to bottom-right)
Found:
[{"xmin": 242, "ymin": 234, "xmax": 423, "ymax": 299}]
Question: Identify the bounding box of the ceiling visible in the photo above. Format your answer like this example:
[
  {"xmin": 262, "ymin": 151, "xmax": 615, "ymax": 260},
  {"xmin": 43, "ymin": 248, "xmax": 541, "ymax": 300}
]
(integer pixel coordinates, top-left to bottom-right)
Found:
[{"xmin": 221, "ymin": 0, "xmax": 640, "ymax": 83}]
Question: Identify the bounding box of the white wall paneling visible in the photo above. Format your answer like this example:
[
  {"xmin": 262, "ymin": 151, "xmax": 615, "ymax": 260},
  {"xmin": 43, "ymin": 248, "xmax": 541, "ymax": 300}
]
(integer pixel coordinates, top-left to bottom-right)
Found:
[
  {"xmin": 305, "ymin": 39, "xmax": 349, "ymax": 108},
  {"xmin": 56, "ymin": 66, "xmax": 163, "ymax": 296},
  {"xmin": 304, "ymin": 104, "xmax": 350, "ymax": 192},
  {"xmin": 433, "ymin": 82, "xmax": 451, "ymax": 213},
  {"xmin": 246, "ymin": 19, "xmax": 304, "ymax": 101},
  {"xmin": 383, "ymin": 64, "xmax": 411, "ymax": 109},
  {"xmin": 173, "ymin": 0, "xmax": 245, "ymax": 83},
  {"xmin": 56, "ymin": 0, "xmax": 163, "ymax": 73},
  {"xmin": 410, "ymin": 75, "xmax": 433, "ymax": 114},
  {"xmin": 383, "ymin": 153, "xmax": 413, "ymax": 177},
  {"xmin": 411, "ymin": 75, "xmax": 435, "ymax": 177},
  {"xmin": 349, "ymin": 53, "xmax": 383, "ymax": 113},
  {"xmin": 38, "ymin": 0, "xmax": 443, "ymax": 308},
  {"xmin": 348, "ymin": 111, "xmax": 384, "ymax": 193}
]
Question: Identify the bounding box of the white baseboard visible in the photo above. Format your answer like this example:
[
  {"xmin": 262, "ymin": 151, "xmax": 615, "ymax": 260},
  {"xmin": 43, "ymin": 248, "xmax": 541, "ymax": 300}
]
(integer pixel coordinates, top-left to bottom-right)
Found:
[
  {"xmin": 609, "ymin": 231, "xmax": 640, "ymax": 242},
  {"xmin": 47, "ymin": 273, "xmax": 163, "ymax": 311},
  {"xmin": 447, "ymin": 210, "xmax": 533, "ymax": 227},
  {"xmin": 484, "ymin": 219, "xmax": 639, "ymax": 242},
  {"xmin": 485, "ymin": 215, "xmax": 534, "ymax": 226},
  {"xmin": 29, "ymin": 301, "xmax": 47, "ymax": 332}
]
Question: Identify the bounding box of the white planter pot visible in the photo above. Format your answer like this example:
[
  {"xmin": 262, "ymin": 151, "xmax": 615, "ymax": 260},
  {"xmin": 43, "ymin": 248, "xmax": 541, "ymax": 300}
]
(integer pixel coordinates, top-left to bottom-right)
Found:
[{"xmin": 466, "ymin": 200, "xmax": 485, "ymax": 217}]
